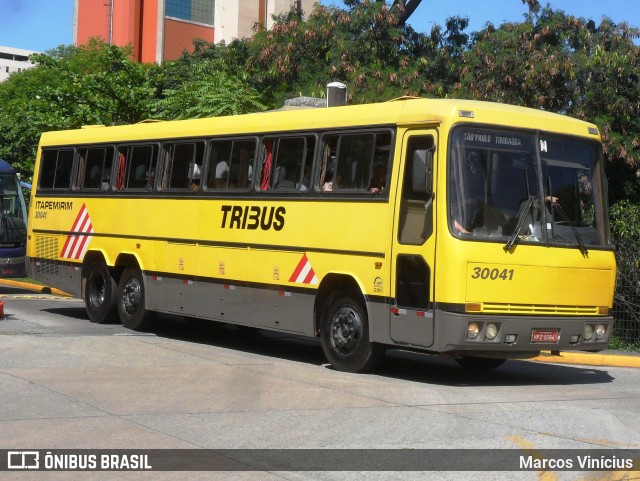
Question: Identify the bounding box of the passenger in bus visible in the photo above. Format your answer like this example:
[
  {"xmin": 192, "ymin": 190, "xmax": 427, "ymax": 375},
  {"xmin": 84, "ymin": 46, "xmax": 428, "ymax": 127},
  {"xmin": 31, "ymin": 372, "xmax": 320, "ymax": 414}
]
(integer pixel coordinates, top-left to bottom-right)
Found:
[
  {"xmin": 215, "ymin": 147, "xmax": 253, "ymax": 188},
  {"xmin": 322, "ymin": 169, "xmax": 343, "ymax": 191},
  {"xmin": 214, "ymin": 161, "xmax": 229, "ymax": 188},
  {"xmin": 189, "ymin": 163, "xmax": 201, "ymax": 191},
  {"xmin": 274, "ymin": 166, "xmax": 295, "ymax": 189},
  {"xmin": 133, "ymin": 164, "xmax": 148, "ymax": 189},
  {"xmin": 369, "ymin": 162, "xmax": 387, "ymax": 193}
]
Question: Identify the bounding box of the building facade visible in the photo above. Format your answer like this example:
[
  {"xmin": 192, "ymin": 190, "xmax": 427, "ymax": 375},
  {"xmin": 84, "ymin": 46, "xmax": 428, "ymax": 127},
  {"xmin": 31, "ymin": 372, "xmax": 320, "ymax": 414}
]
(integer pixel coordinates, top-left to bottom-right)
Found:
[
  {"xmin": 73, "ymin": 0, "xmax": 314, "ymax": 63},
  {"xmin": 0, "ymin": 46, "xmax": 37, "ymax": 82}
]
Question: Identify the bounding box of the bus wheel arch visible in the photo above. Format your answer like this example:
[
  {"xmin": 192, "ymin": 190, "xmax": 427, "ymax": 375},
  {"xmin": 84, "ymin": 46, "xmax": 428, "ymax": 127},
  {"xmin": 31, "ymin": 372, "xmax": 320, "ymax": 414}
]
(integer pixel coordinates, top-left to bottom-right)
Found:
[
  {"xmin": 82, "ymin": 252, "xmax": 118, "ymax": 324},
  {"xmin": 114, "ymin": 252, "xmax": 142, "ymax": 276},
  {"xmin": 315, "ymin": 274, "xmax": 384, "ymax": 373},
  {"xmin": 314, "ymin": 274, "xmax": 363, "ymax": 336}
]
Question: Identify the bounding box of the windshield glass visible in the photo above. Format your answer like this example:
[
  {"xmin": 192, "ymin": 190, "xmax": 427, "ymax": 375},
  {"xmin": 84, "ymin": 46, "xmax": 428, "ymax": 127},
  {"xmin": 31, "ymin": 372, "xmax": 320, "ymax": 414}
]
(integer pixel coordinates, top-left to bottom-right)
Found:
[
  {"xmin": 0, "ymin": 173, "xmax": 28, "ymax": 245},
  {"xmin": 448, "ymin": 126, "xmax": 610, "ymax": 248},
  {"xmin": 539, "ymin": 135, "xmax": 608, "ymax": 247}
]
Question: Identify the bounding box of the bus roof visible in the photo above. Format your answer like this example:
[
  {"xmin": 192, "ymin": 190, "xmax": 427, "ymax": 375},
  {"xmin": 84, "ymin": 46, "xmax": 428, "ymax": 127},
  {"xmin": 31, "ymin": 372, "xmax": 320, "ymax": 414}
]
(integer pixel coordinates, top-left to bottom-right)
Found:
[{"xmin": 38, "ymin": 98, "xmax": 600, "ymax": 147}]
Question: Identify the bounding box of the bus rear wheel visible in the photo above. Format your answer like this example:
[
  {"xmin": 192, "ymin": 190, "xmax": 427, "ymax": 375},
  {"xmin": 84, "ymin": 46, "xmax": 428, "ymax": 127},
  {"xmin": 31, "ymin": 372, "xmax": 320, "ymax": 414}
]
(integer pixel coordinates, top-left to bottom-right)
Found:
[
  {"xmin": 84, "ymin": 261, "xmax": 118, "ymax": 324},
  {"xmin": 320, "ymin": 292, "xmax": 384, "ymax": 373},
  {"xmin": 117, "ymin": 267, "xmax": 154, "ymax": 331}
]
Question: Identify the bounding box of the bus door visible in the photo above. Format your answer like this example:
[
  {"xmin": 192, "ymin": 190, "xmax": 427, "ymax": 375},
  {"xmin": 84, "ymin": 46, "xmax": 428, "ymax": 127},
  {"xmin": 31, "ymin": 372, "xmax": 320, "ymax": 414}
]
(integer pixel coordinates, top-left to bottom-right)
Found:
[{"xmin": 390, "ymin": 130, "xmax": 438, "ymax": 347}]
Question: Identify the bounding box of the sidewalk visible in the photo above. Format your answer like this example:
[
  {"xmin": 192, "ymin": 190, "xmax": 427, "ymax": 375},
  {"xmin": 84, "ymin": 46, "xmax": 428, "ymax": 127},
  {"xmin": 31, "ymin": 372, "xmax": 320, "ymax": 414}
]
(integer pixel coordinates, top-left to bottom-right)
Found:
[
  {"xmin": 1, "ymin": 278, "xmax": 638, "ymax": 369},
  {"xmin": 0, "ymin": 278, "xmax": 71, "ymax": 297}
]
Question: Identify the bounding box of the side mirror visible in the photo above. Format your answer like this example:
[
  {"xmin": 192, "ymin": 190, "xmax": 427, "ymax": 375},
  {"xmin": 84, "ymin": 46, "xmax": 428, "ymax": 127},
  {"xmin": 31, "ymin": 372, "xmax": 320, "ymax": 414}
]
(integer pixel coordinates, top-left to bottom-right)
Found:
[{"xmin": 412, "ymin": 147, "xmax": 435, "ymax": 194}]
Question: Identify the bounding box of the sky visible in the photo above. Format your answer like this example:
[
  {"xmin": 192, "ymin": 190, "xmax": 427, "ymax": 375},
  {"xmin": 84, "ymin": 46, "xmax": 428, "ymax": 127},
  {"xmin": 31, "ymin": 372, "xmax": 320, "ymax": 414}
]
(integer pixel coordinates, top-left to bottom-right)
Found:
[{"xmin": 0, "ymin": 0, "xmax": 638, "ymax": 53}]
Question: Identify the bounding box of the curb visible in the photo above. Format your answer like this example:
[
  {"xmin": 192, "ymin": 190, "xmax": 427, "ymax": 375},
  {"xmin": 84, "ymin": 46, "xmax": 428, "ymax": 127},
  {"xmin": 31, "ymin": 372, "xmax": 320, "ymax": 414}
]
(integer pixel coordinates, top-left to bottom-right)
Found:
[
  {"xmin": 1, "ymin": 278, "xmax": 638, "ymax": 368},
  {"xmin": 529, "ymin": 351, "xmax": 640, "ymax": 369},
  {"xmin": 0, "ymin": 278, "xmax": 72, "ymax": 297}
]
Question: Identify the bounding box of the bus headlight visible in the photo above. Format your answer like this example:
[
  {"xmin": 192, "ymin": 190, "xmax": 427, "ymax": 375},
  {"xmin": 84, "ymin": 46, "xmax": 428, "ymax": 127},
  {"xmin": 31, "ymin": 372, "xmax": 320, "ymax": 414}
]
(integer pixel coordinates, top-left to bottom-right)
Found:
[
  {"xmin": 485, "ymin": 323, "xmax": 498, "ymax": 340},
  {"xmin": 595, "ymin": 324, "xmax": 607, "ymax": 341},
  {"xmin": 467, "ymin": 322, "xmax": 481, "ymax": 340},
  {"xmin": 584, "ymin": 324, "xmax": 594, "ymax": 341}
]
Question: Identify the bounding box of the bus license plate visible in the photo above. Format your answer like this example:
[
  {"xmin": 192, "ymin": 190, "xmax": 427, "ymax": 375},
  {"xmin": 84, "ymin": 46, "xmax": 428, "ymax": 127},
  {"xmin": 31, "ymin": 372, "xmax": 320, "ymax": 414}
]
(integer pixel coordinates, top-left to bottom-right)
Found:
[{"xmin": 531, "ymin": 330, "xmax": 559, "ymax": 343}]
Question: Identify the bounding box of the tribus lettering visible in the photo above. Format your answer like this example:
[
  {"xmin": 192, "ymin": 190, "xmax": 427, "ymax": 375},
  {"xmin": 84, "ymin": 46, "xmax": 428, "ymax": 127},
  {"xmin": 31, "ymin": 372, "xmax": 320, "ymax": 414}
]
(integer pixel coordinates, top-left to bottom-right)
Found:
[{"xmin": 220, "ymin": 205, "xmax": 286, "ymax": 231}]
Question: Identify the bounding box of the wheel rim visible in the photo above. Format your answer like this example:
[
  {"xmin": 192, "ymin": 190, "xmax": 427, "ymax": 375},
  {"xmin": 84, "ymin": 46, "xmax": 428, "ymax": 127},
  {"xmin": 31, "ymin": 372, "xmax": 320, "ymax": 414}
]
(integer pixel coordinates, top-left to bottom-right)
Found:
[
  {"xmin": 89, "ymin": 275, "xmax": 106, "ymax": 308},
  {"xmin": 122, "ymin": 277, "xmax": 142, "ymax": 315},
  {"xmin": 329, "ymin": 306, "xmax": 362, "ymax": 355}
]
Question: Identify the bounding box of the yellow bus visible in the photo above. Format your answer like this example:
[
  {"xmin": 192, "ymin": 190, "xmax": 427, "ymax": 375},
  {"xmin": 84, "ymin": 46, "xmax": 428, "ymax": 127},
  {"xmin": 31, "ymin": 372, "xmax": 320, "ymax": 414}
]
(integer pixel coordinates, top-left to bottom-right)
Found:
[{"xmin": 27, "ymin": 97, "xmax": 616, "ymax": 372}]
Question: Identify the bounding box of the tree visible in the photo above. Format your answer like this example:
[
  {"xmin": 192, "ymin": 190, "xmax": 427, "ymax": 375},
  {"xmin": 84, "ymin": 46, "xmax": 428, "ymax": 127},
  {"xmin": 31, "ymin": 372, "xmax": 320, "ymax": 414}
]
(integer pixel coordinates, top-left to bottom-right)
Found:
[
  {"xmin": 229, "ymin": 1, "xmax": 467, "ymax": 106},
  {"xmin": 0, "ymin": 40, "xmax": 158, "ymax": 176},
  {"xmin": 152, "ymin": 60, "xmax": 266, "ymax": 119},
  {"xmin": 391, "ymin": 0, "xmax": 423, "ymax": 25},
  {"xmin": 521, "ymin": 0, "xmax": 540, "ymax": 23}
]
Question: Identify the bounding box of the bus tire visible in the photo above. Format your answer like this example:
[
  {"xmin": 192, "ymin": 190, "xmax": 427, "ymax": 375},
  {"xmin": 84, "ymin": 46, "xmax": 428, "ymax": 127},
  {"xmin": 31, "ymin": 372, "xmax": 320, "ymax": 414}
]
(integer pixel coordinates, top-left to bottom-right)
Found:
[
  {"xmin": 84, "ymin": 261, "xmax": 118, "ymax": 324},
  {"xmin": 320, "ymin": 292, "xmax": 384, "ymax": 373},
  {"xmin": 117, "ymin": 266, "xmax": 154, "ymax": 331},
  {"xmin": 455, "ymin": 356, "xmax": 506, "ymax": 371}
]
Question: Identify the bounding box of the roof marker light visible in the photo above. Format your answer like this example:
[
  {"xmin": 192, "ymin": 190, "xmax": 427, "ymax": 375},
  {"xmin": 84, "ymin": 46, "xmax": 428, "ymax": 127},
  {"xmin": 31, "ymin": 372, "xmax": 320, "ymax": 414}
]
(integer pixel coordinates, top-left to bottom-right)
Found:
[{"xmin": 459, "ymin": 110, "xmax": 475, "ymax": 118}]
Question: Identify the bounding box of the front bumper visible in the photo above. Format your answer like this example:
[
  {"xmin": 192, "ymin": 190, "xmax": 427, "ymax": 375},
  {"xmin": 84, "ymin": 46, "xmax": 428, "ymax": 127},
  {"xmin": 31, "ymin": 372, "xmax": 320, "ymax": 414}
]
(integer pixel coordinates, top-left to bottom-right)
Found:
[{"xmin": 435, "ymin": 310, "xmax": 612, "ymax": 357}]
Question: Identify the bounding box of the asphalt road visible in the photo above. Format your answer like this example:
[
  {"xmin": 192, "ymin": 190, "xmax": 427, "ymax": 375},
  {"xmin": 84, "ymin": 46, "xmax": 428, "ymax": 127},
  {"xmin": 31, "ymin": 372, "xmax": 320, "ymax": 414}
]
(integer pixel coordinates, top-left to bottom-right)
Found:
[{"xmin": 1, "ymin": 286, "xmax": 639, "ymax": 480}]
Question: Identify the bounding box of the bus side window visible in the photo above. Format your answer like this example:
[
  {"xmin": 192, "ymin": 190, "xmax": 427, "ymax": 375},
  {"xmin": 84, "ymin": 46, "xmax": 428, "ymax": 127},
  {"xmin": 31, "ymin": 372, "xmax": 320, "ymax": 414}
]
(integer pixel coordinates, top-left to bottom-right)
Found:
[
  {"xmin": 320, "ymin": 131, "xmax": 390, "ymax": 193},
  {"xmin": 78, "ymin": 147, "xmax": 114, "ymax": 191},
  {"xmin": 337, "ymin": 133, "xmax": 375, "ymax": 190},
  {"xmin": 399, "ymin": 135, "xmax": 435, "ymax": 245},
  {"xmin": 161, "ymin": 142, "xmax": 204, "ymax": 191},
  {"xmin": 370, "ymin": 132, "xmax": 392, "ymax": 193},
  {"xmin": 266, "ymin": 136, "xmax": 315, "ymax": 191},
  {"xmin": 40, "ymin": 149, "xmax": 74, "ymax": 190},
  {"xmin": 122, "ymin": 144, "xmax": 157, "ymax": 190},
  {"xmin": 206, "ymin": 139, "xmax": 255, "ymax": 190}
]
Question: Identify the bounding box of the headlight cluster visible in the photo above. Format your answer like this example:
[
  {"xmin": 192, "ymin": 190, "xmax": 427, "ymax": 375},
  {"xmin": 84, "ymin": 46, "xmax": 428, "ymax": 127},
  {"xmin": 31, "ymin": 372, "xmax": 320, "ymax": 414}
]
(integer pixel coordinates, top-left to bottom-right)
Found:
[
  {"xmin": 584, "ymin": 323, "xmax": 608, "ymax": 342},
  {"xmin": 466, "ymin": 321, "xmax": 501, "ymax": 342}
]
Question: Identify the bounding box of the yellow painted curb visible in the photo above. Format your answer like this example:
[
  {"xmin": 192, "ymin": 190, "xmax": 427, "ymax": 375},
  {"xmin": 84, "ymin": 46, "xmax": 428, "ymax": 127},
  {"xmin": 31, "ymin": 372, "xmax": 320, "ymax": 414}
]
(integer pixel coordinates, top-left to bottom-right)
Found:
[
  {"xmin": 0, "ymin": 279, "xmax": 73, "ymax": 297},
  {"xmin": 530, "ymin": 351, "xmax": 640, "ymax": 369}
]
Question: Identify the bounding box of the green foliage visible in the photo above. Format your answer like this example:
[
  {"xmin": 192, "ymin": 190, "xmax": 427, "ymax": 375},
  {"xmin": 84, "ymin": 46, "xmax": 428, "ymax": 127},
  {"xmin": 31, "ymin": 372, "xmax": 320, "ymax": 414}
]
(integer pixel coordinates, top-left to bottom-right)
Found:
[
  {"xmin": 0, "ymin": 39, "xmax": 264, "ymax": 177},
  {"xmin": 235, "ymin": 1, "xmax": 465, "ymax": 106},
  {"xmin": 0, "ymin": 40, "xmax": 158, "ymax": 177},
  {"xmin": 609, "ymin": 200, "xmax": 640, "ymax": 345},
  {"xmin": 608, "ymin": 336, "xmax": 640, "ymax": 352},
  {"xmin": 610, "ymin": 200, "xmax": 640, "ymax": 240},
  {"xmin": 152, "ymin": 60, "xmax": 266, "ymax": 119}
]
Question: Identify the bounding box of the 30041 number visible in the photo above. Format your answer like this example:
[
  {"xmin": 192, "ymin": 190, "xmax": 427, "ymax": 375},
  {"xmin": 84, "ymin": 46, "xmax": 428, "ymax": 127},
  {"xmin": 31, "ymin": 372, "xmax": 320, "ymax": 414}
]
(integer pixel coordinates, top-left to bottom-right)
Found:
[{"xmin": 471, "ymin": 267, "xmax": 515, "ymax": 281}]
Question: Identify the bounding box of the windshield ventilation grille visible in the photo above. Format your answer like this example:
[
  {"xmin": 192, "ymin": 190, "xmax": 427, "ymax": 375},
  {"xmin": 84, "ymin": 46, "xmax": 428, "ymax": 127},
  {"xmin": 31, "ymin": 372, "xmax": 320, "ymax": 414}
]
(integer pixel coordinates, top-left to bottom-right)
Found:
[{"xmin": 479, "ymin": 303, "xmax": 599, "ymax": 316}]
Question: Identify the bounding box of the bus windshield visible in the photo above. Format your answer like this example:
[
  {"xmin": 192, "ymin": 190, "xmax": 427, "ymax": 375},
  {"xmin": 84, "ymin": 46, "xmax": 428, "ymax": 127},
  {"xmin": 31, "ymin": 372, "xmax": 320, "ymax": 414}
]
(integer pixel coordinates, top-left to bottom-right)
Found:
[
  {"xmin": 448, "ymin": 126, "xmax": 610, "ymax": 248},
  {"xmin": 0, "ymin": 171, "xmax": 28, "ymax": 246}
]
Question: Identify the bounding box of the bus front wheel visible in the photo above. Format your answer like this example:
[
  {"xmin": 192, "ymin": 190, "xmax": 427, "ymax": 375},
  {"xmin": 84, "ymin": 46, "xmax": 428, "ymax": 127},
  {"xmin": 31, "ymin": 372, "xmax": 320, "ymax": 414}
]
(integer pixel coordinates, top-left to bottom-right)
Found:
[
  {"xmin": 117, "ymin": 267, "xmax": 154, "ymax": 331},
  {"xmin": 320, "ymin": 292, "xmax": 384, "ymax": 373},
  {"xmin": 84, "ymin": 261, "xmax": 118, "ymax": 324}
]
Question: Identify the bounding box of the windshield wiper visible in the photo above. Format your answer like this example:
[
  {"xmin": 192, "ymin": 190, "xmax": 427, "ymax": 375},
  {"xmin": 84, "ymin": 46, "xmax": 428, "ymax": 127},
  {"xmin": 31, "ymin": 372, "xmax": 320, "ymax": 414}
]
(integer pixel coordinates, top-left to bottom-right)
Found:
[
  {"xmin": 504, "ymin": 196, "xmax": 536, "ymax": 251},
  {"xmin": 552, "ymin": 203, "xmax": 589, "ymax": 256}
]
